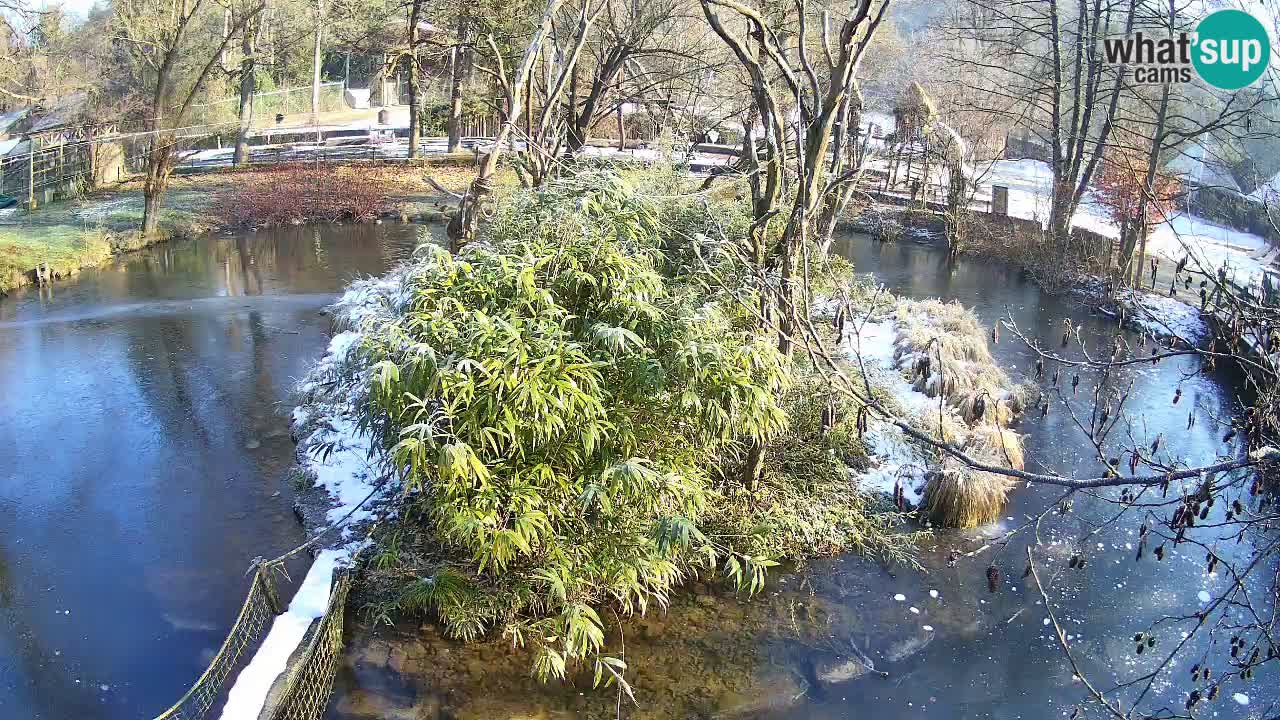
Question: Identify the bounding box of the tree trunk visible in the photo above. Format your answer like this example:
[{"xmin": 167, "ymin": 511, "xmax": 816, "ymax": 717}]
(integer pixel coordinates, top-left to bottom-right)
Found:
[
  {"xmin": 141, "ymin": 137, "xmax": 170, "ymax": 237},
  {"xmin": 447, "ymin": 15, "xmax": 466, "ymax": 153},
  {"xmin": 1048, "ymin": 187, "xmax": 1074, "ymax": 250},
  {"xmin": 566, "ymin": 65, "xmax": 579, "ymax": 153},
  {"xmin": 449, "ymin": 0, "xmax": 564, "ymax": 250},
  {"xmin": 407, "ymin": 61, "xmax": 421, "ymax": 158},
  {"xmin": 1130, "ymin": 16, "xmax": 1173, "ymax": 288},
  {"xmin": 407, "ymin": 0, "xmax": 423, "ymax": 159},
  {"xmin": 566, "ymin": 48, "xmax": 626, "ymax": 154},
  {"xmin": 310, "ymin": 0, "xmax": 323, "ymax": 138},
  {"xmin": 616, "ymin": 103, "xmax": 625, "ymax": 151},
  {"xmin": 740, "ymin": 441, "xmax": 765, "ymax": 489},
  {"xmin": 615, "ymin": 59, "xmax": 628, "ymax": 151},
  {"xmin": 234, "ymin": 21, "xmax": 256, "ymax": 167}
]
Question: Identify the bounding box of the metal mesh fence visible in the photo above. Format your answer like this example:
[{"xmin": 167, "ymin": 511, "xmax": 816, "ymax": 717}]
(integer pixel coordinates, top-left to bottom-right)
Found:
[
  {"xmin": 152, "ymin": 567, "xmax": 282, "ymax": 720},
  {"xmin": 191, "ymin": 83, "xmax": 347, "ymax": 127},
  {"xmin": 264, "ymin": 571, "xmax": 353, "ymax": 720},
  {"xmin": 148, "ymin": 562, "xmax": 353, "ymax": 720}
]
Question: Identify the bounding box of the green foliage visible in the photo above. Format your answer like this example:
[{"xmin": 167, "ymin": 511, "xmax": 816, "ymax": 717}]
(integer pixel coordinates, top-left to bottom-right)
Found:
[
  {"xmin": 417, "ymin": 98, "xmax": 497, "ymax": 136},
  {"xmin": 704, "ymin": 376, "xmax": 918, "ymax": 564},
  {"xmin": 360, "ymin": 174, "xmax": 793, "ymax": 683}
]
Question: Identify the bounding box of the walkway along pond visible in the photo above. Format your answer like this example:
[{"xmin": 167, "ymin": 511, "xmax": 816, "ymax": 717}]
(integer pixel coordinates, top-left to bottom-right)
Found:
[
  {"xmin": 0, "ymin": 223, "xmax": 437, "ymax": 720},
  {"xmin": 322, "ymin": 232, "xmax": 1276, "ymax": 719}
]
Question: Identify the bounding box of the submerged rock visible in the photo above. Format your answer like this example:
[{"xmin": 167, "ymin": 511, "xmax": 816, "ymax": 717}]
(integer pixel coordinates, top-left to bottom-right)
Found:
[
  {"xmin": 885, "ymin": 629, "xmax": 935, "ymax": 663},
  {"xmin": 331, "ymin": 689, "xmax": 443, "ymax": 720},
  {"xmin": 814, "ymin": 655, "xmax": 876, "ymax": 685},
  {"xmin": 716, "ymin": 670, "xmax": 806, "ymax": 718}
]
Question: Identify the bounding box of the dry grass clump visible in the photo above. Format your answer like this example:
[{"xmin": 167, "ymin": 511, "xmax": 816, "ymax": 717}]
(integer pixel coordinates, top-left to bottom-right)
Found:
[
  {"xmin": 965, "ymin": 423, "xmax": 1025, "ymax": 471},
  {"xmin": 923, "ymin": 464, "xmax": 1012, "ymax": 529},
  {"xmin": 891, "ymin": 299, "xmax": 1025, "ymax": 421},
  {"xmin": 955, "ymin": 389, "xmax": 1020, "ymax": 426},
  {"xmin": 885, "ymin": 298, "xmax": 1031, "ymax": 528},
  {"xmin": 923, "ymin": 425, "xmax": 1024, "ymax": 529}
]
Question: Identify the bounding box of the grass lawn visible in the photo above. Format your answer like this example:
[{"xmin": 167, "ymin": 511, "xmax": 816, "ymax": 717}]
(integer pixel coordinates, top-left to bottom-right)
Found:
[
  {"xmin": 0, "ymin": 178, "xmax": 224, "ymax": 294},
  {"xmin": 0, "ymin": 158, "xmax": 511, "ymax": 295}
]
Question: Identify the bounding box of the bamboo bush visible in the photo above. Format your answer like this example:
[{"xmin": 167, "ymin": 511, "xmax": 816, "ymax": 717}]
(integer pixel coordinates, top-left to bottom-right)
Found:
[
  {"xmin": 357, "ymin": 174, "xmax": 796, "ymax": 686},
  {"xmin": 345, "ymin": 172, "xmax": 919, "ymax": 688}
]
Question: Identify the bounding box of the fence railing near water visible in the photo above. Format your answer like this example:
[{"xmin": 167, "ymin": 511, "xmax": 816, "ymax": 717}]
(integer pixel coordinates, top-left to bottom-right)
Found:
[
  {"xmin": 152, "ymin": 566, "xmax": 282, "ymax": 720},
  {"xmin": 150, "ymin": 560, "xmax": 353, "ymax": 720},
  {"xmin": 0, "ymin": 139, "xmax": 101, "ymax": 207}
]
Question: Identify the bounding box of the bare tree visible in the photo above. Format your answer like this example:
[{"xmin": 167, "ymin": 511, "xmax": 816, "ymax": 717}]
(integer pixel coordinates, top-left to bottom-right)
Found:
[
  {"xmin": 446, "ymin": 0, "xmax": 569, "ymax": 247},
  {"xmin": 233, "ymin": 5, "xmax": 265, "ymax": 165},
  {"xmin": 509, "ymin": 0, "xmax": 600, "ymax": 186},
  {"xmin": 115, "ymin": 0, "xmax": 265, "ymax": 236},
  {"xmin": 939, "ymin": 0, "xmax": 1135, "ymax": 247},
  {"xmin": 563, "ymin": 0, "xmax": 677, "ymax": 153},
  {"xmin": 446, "ymin": 12, "xmax": 469, "ymax": 153},
  {"xmin": 697, "ymin": 0, "xmax": 891, "ymax": 487}
]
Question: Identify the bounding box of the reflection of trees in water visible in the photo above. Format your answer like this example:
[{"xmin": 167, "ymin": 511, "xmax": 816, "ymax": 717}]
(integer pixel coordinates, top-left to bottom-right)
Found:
[{"xmin": 0, "ymin": 223, "xmax": 442, "ymax": 720}]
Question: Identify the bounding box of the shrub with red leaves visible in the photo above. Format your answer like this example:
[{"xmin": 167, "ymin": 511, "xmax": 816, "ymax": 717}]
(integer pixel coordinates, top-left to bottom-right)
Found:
[
  {"xmin": 1094, "ymin": 148, "xmax": 1181, "ymax": 230},
  {"xmin": 214, "ymin": 163, "xmax": 401, "ymax": 227}
]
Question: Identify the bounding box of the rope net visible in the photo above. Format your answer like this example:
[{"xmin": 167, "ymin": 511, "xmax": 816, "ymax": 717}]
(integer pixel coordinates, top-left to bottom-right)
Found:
[
  {"xmin": 152, "ymin": 569, "xmax": 281, "ymax": 720},
  {"xmin": 150, "ymin": 563, "xmax": 352, "ymax": 720},
  {"xmin": 265, "ymin": 571, "xmax": 353, "ymax": 720}
]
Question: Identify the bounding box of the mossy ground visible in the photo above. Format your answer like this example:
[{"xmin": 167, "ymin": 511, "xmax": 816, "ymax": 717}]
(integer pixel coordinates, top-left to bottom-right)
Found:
[{"xmin": 0, "ymin": 174, "xmax": 246, "ymax": 294}]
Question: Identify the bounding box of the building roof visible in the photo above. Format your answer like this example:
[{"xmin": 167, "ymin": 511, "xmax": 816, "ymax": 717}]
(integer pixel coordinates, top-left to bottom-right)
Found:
[
  {"xmin": 0, "ymin": 108, "xmax": 30, "ymax": 136},
  {"xmin": 27, "ymin": 93, "xmax": 90, "ymax": 134}
]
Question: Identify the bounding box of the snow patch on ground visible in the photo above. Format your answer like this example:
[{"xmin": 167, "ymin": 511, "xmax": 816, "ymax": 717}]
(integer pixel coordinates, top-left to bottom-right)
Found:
[
  {"xmin": 1118, "ymin": 290, "xmax": 1209, "ymax": 343},
  {"xmin": 983, "ymin": 159, "xmax": 1117, "ymax": 239},
  {"xmin": 1148, "ymin": 214, "xmax": 1276, "ymax": 289},
  {"xmin": 840, "ymin": 319, "xmax": 942, "ymax": 505},
  {"xmin": 217, "ymin": 268, "xmax": 416, "ymax": 720},
  {"xmin": 983, "ymin": 158, "xmax": 1277, "ymax": 289}
]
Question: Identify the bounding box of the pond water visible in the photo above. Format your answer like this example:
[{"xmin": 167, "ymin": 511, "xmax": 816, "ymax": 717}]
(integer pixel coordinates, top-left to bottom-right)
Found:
[
  {"xmin": 0, "ymin": 223, "xmax": 434, "ymax": 720},
  {"xmin": 325, "ymin": 234, "xmax": 1275, "ymax": 719}
]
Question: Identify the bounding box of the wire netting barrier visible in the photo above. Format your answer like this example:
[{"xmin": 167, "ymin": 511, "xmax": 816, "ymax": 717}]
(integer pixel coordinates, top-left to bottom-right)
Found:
[
  {"xmin": 191, "ymin": 83, "xmax": 347, "ymax": 127},
  {"xmin": 149, "ymin": 562, "xmax": 352, "ymax": 720},
  {"xmin": 152, "ymin": 567, "xmax": 282, "ymax": 720},
  {"xmin": 264, "ymin": 571, "xmax": 354, "ymax": 720}
]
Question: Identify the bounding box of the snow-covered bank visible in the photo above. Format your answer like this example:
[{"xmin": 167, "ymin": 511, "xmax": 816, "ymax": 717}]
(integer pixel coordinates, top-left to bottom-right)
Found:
[
  {"xmin": 1116, "ymin": 289, "xmax": 1209, "ymax": 343},
  {"xmin": 216, "ymin": 271, "xmax": 413, "ymax": 720},
  {"xmin": 982, "ymin": 158, "xmax": 1277, "ymax": 289},
  {"xmin": 1146, "ymin": 214, "xmax": 1276, "ymax": 289},
  {"xmin": 1071, "ymin": 275, "xmax": 1209, "ymax": 344},
  {"xmin": 832, "ymin": 296, "xmax": 1029, "ymax": 527},
  {"xmin": 843, "ymin": 319, "xmax": 934, "ymax": 505}
]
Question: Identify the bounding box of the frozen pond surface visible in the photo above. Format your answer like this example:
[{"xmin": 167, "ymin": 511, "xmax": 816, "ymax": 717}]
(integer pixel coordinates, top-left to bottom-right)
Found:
[{"xmin": 0, "ymin": 222, "xmax": 437, "ymax": 719}]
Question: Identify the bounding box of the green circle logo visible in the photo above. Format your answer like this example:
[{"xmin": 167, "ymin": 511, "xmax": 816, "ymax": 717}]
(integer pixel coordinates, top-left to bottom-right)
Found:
[{"xmin": 1192, "ymin": 9, "xmax": 1270, "ymax": 90}]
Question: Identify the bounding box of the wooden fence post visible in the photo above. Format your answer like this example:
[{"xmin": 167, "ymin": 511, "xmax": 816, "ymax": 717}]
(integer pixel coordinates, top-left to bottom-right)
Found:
[
  {"xmin": 26, "ymin": 148, "xmax": 35, "ymax": 209},
  {"xmin": 255, "ymin": 560, "xmax": 284, "ymax": 615}
]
